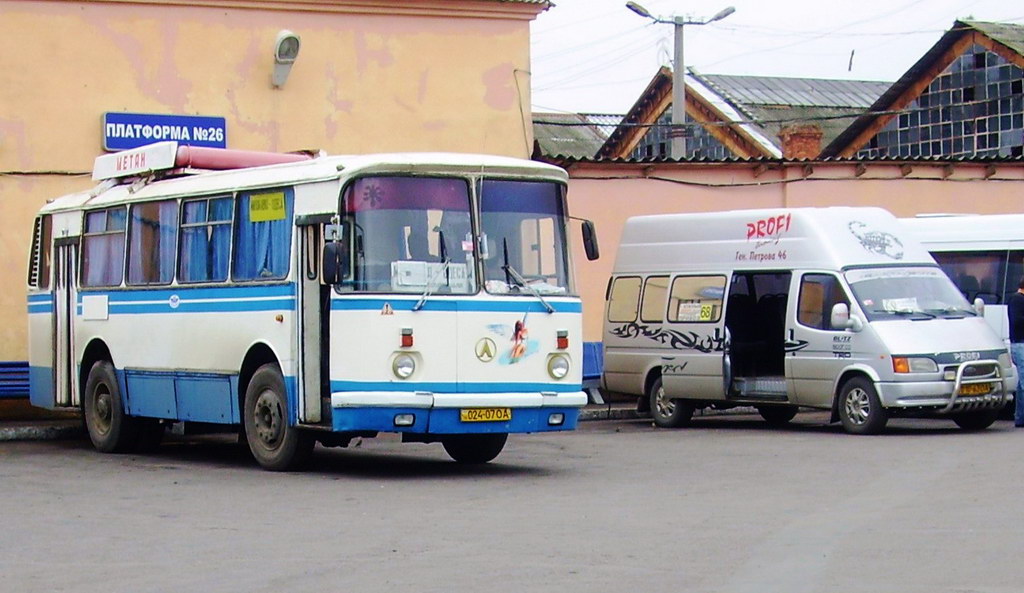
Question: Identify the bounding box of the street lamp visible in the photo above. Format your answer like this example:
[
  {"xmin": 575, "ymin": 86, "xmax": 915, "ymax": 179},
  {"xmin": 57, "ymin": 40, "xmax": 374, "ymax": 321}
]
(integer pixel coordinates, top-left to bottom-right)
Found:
[{"xmin": 626, "ymin": 2, "xmax": 735, "ymax": 159}]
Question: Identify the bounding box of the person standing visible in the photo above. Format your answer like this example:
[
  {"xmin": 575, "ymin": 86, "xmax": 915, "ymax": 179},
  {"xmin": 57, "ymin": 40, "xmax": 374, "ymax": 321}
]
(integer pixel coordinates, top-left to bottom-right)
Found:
[{"xmin": 1008, "ymin": 276, "xmax": 1024, "ymax": 427}]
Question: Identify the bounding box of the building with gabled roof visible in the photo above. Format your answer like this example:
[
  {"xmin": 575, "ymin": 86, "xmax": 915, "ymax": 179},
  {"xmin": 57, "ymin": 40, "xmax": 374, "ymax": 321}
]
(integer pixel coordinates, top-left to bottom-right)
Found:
[
  {"xmin": 588, "ymin": 67, "xmax": 889, "ymax": 161},
  {"xmin": 822, "ymin": 20, "xmax": 1024, "ymax": 159}
]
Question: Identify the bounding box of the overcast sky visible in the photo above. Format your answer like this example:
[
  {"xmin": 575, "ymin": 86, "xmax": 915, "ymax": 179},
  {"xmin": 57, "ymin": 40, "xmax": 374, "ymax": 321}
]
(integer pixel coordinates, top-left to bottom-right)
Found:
[{"xmin": 530, "ymin": 0, "xmax": 1024, "ymax": 114}]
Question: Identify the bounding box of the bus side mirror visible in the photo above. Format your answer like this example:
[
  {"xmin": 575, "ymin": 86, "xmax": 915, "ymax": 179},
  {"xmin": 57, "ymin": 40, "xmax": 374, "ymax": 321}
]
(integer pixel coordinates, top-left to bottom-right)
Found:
[
  {"xmin": 974, "ymin": 297, "xmax": 985, "ymax": 316},
  {"xmin": 831, "ymin": 302, "xmax": 863, "ymax": 332},
  {"xmin": 322, "ymin": 240, "xmax": 349, "ymax": 285},
  {"xmin": 582, "ymin": 220, "xmax": 599, "ymax": 261}
]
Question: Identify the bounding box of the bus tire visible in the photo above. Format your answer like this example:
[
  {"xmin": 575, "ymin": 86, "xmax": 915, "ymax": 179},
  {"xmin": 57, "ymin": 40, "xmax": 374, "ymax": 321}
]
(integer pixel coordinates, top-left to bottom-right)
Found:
[
  {"xmin": 442, "ymin": 433, "xmax": 507, "ymax": 464},
  {"xmin": 649, "ymin": 376, "xmax": 693, "ymax": 428},
  {"xmin": 243, "ymin": 363, "xmax": 314, "ymax": 471},
  {"xmin": 83, "ymin": 360, "xmax": 138, "ymax": 453},
  {"xmin": 838, "ymin": 377, "xmax": 888, "ymax": 435},
  {"xmin": 952, "ymin": 409, "xmax": 1000, "ymax": 431},
  {"xmin": 758, "ymin": 405, "xmax": 799, "ymax": 426}
]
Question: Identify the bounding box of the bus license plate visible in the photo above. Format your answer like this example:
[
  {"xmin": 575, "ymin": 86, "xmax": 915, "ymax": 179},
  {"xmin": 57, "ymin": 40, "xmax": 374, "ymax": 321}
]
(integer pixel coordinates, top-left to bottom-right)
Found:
[
  {"xmin": 460, "ymin": 408, "xmax": 512, "ymax": 422},
  {"xmin": 959, "ymin": 383, "xmax": 991, "ymax": 396}
]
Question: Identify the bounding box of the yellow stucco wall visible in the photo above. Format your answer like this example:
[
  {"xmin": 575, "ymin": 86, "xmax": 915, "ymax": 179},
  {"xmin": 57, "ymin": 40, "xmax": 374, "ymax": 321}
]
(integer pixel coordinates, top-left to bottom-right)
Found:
[
  {"xmin": 0, "ymin": 0, "xmax": 541, "ymax": 362},
  {"xmin": 565, "ymin": 161, "xmax": 1024, "ymax": 341}
]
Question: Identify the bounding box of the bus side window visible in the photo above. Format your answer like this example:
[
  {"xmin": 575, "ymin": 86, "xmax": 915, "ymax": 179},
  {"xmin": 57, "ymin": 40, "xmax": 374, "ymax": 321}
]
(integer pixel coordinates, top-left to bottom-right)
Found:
[
  {"xmin": 180, "ymin": 197, "xmax": 232, "ymax": 284},
  {"xmin": 81, "ymin": 207, "xmax": 127, "ymax": 288},
  {"xmin": 607, "ymin": 276, "xmax": 641, "ymax": 323},
  {"xmin": 233, "ymin": 188, "xmax": 294, "ymax": 281},
  {"xmin": 28, "ymin": 215, "xmax": 52, "ymax": 289},
  {"xmin": 128, "ymin": 200, "xmax": 178, "ymax": 286}
]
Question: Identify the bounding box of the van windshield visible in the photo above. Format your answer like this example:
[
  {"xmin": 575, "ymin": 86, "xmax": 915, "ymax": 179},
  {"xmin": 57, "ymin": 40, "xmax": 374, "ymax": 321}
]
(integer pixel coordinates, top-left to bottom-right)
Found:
[{"xmin": 845, "ymin": 266, "xmax": 976, "ymax": 321}]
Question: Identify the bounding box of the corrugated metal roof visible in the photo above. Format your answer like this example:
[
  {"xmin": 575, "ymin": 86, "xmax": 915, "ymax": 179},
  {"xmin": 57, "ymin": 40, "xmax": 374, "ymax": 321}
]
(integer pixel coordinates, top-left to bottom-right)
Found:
[
  {"xmin": 532, "ymin": 113, "xmax": 618, "ymax": 159},
  {"xmin": 700, "ymin": 74, "xmax": 890, "ymax": 108}
]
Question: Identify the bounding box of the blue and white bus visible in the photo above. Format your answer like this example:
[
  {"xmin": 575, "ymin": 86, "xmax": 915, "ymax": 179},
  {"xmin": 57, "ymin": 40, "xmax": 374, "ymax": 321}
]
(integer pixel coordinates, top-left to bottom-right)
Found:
[{"xmin": 26, "ymin": 142, "xmax": 599, "ymax": 470}]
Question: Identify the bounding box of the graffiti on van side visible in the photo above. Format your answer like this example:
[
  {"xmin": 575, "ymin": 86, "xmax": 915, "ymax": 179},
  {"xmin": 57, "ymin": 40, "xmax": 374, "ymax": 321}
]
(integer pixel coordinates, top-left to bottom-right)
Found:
[
  {"xmin": 610, "ymin": 322, "xmax": 724, "ymax": 353},
  {"xmin": 848, "ymin": 221, "xmax": 904, "ymax": 260}
]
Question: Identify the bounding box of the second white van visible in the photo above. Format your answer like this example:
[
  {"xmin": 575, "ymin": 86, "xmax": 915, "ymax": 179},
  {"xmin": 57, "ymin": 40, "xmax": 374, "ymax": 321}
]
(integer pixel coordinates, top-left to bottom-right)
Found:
[{"xmin": 602, "ymin": 207, "xmax": 1014, "ymax": 434}]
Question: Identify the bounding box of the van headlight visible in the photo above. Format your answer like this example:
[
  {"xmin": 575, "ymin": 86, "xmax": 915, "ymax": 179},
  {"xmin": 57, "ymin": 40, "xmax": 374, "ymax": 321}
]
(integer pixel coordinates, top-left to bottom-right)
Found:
[
  {"xmin": 547, "ymin": 355, "xmax": 570, "ymax": 379},
  {"xmin": 393, "ymin": 354, "xmax": 416, "ymax": 379},
  {"xmin": 892, "ymin": 356, "xmax": 938, "ymax": 373}
]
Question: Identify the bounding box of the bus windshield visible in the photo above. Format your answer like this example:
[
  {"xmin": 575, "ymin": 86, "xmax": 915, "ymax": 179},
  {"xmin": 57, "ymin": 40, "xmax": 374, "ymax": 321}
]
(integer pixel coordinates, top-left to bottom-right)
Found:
[
  {"xmin": 340, "ymin": 176, "xmax": 476, "ymax": 294},
  {"xmin": 480, "ymin": 179, "xmax": 572, "ymax": 295},
  {"xmin": 845, "ymin": 266, "xmax": 976, "ymax": 321}
]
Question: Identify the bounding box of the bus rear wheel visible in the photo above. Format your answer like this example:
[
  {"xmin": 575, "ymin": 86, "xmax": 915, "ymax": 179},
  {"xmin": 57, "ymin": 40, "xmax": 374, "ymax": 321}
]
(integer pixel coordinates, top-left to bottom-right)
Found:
[
  {"xmin": 442, "ymin": 433, "xmax": 507, "ymax": 464},
  {"xmin": 243, "ymin": 363, "xmax": 314, "ymax": 471},
  {"xmin": 83, "ymin": 360, "xmax": 138, "ymax": 453}
]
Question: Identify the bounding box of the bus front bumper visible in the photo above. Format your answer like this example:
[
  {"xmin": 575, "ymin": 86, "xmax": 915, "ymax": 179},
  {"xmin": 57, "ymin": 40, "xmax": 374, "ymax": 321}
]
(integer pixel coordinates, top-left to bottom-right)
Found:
[{"xmin": 329, "ymin": 390, "xmax": 587, "ymax": 434}]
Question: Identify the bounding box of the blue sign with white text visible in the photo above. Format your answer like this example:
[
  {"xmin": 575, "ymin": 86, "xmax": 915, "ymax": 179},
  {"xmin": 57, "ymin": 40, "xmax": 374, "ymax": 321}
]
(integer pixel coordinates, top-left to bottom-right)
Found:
[{"xmin": 103, "ymin": 112, "xmax": 227, "ymax": 150}]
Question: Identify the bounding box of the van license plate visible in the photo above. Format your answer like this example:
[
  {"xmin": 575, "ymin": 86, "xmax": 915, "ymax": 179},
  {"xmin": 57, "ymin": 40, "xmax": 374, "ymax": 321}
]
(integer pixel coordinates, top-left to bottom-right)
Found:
[
  {"xmin": 460, "ymin": 408, "xmax": 512, "ymax": 422},
  {"xmin": 959, "ymin": 383, "xmax": 991, "ymax": 396}
]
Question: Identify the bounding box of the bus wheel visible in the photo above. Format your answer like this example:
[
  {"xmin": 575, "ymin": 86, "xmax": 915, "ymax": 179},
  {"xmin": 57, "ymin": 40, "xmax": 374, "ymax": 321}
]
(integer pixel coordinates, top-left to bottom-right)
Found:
[
  {"xmin": 83, "ymin": 360, "xmax": 138, "ymax": 453},
  {"xmin": 442, "ymin": 433, "xmax": 507, "ymax": 464},
  {"xmin": 952, "ymin": 409, "xmax": 1000, "ymax": 431},
  {"xmin": 838, "ymin": 377, "xmax": 888, "ymax": 435},
  {"xmin": 649, "ymin": 376, "xmax": 693, "ymax": 428},
  {"xmin": 758, "ymin": 405, "xmax": 799, "ymax": 426},
  {"xmin": 243, "ymin": 363, "xmax": 314, "ymax": 471}
]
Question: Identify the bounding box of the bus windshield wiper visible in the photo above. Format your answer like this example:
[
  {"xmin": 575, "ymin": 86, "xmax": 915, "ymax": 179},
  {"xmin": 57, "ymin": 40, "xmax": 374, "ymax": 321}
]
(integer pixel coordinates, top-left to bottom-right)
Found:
[
  {"xmin": 873, "ymin": 308, "xmax": 935, "ymax": 319},
  {"xmin": 413, "ymin": 230, "xmax": 450, "ymax": 311},
  {"xmin": 501, "ymin": 239, "xmax": 554, "ymax": 314}
]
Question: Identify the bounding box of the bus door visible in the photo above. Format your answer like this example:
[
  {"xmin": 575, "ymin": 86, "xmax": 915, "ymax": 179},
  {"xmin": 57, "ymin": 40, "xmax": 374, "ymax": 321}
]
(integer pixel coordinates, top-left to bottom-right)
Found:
[
  {"xmin": 296, "ymin": 221, "xmax": 328, "ymax": 424},
  {"xmin": 52, "ymin": 240, "xmax": 78, "ymax": 407}
]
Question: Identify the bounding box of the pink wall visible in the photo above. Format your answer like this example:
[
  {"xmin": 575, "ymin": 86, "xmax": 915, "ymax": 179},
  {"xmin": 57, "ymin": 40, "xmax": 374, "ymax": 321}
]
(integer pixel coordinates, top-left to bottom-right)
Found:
[{"xmin": 563, "ymin": 160, "xmax": 1024, "ymax": 340}]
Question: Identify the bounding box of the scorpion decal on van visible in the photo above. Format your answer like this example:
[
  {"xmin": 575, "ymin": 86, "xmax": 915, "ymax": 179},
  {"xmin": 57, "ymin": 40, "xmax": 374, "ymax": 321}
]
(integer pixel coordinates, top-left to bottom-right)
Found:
[{"xmin": 849, "ymin": 220, "xmax": 904, "ymax": 260}]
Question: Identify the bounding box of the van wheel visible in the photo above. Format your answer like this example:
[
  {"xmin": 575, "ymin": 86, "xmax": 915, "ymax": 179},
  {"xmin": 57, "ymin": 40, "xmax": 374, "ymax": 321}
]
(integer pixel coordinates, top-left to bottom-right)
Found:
[
  {"xmin": 838, "ymin": 377, "xmax": 888, "ymax": 435},
  {"xmin": 442, "ymin": 433, "xmax": 508, "ymax": 464},
  {"xmin": 952, "ymin": 409, "xmax": 999, "ymax": 431},
  {"xmin": 243, "ymin": 363, "xmax": 314, "ymax": 471},
  {"xmin": 83, "ymin": 360, "xmax": 138, "ymax": 453},
  {"xmin": 649, "ymin": 376, "xmax": 694, "ymax": 428},
  {"xmin": 758, "ymin": 405, "xmax": 798, "ymax": 426}
]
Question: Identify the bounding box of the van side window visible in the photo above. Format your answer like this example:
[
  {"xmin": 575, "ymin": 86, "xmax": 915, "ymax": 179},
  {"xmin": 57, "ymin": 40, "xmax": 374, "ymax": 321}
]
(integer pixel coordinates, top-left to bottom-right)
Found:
[
  {"xmin": 81, "ymin": 207, "xmax": 127, "ymax": 287},
  {"xmin": 128, "ymin": 200, "xmax": 179, "ymax": 285},
  {"xmin": 640, "ymin": 276, "xmax": 669, "ymax": 322},
  {"xmin": 668, "ymin": 275, "xmax": 726, "ymax": 322},
  {"xmin": 798, "ymin": 274, "xmax": 850, "ymax": 330},
  {"xmin": 931, "ymin": 250, "xmax": 1005, "ymax": 304},
  {"xmin": 608, "ymin": 276, "xmax": 642, "ymax": 323}
]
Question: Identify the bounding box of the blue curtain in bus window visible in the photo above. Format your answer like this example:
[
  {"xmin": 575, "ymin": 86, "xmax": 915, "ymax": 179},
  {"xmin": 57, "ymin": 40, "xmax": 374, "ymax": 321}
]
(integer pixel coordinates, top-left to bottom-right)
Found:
[
  {"xmin": 233, "ymin": 189, "xmax": 294, "ymax": 281},
  {"xmin": 180, "ymin": 198, "xmax": 232, "ymax": 283},
  {"xmin": 82, "ymin": 208, "xmax": 126, "ymax": 287},
  {"xmin": 128, "ymin": 200, "xmax": 178, "ymax": 285}
]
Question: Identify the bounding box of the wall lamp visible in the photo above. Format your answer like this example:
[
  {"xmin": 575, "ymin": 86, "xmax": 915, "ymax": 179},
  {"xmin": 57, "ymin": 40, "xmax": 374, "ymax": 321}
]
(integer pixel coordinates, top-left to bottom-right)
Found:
[{"xmin": 272, "ymin": 30, "xmax": 301, "ymax": 88}]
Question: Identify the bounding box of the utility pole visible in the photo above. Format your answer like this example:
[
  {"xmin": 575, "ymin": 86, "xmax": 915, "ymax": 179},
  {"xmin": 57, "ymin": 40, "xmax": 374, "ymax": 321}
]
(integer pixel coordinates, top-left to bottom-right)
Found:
[{"xmin": 626, "ymin": 2, "xmax": 736, "ymax": 159}]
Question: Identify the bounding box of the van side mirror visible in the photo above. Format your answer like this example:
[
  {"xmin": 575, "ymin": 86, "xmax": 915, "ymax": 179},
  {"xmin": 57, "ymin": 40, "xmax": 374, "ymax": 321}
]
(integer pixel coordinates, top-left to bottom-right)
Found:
[
  {"xmin": 831, "ymin": 302, "xmax": 863, "ymax": 332},
  {"xmin": 581, "ymin": 220, "xmax": 599, "ymax": 261},
  {"xmin": 974, "ymin": 297, "xmax": 985, "ymax": 316},
  {"xmin": 322, "ymin": 240, "xmax": 349, "ymax": 285}
]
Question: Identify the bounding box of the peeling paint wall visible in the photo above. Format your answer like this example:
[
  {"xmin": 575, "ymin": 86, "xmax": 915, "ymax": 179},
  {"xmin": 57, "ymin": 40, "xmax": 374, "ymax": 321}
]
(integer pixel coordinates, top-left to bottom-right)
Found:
[{"xmin": 0, "ymin": 0, "xmax": 540, "ymax": 362}]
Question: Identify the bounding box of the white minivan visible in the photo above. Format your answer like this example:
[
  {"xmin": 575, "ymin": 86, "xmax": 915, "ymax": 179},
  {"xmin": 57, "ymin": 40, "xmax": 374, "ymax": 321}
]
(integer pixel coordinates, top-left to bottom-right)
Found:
[{"xmin": 602, "ymin": 207, "xmax": 1014, "ymax": 434}]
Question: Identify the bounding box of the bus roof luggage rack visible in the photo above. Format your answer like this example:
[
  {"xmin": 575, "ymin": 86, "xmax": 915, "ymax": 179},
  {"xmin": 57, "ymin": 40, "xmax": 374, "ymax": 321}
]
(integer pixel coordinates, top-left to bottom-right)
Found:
[{"xmin": 92, "ymin": 141, "xmax": 314, "ymax": 182}]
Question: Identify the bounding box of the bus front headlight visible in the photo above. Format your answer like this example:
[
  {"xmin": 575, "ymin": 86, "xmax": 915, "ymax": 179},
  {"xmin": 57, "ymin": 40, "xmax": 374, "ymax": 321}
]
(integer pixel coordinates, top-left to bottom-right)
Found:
[
  {"xmin": 393, "ymin": 354, "xmax": 416, "ymax": 379},
  {"xmin": 547, "ymin": 354, "xmax": 570, "ymax": 379}
]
